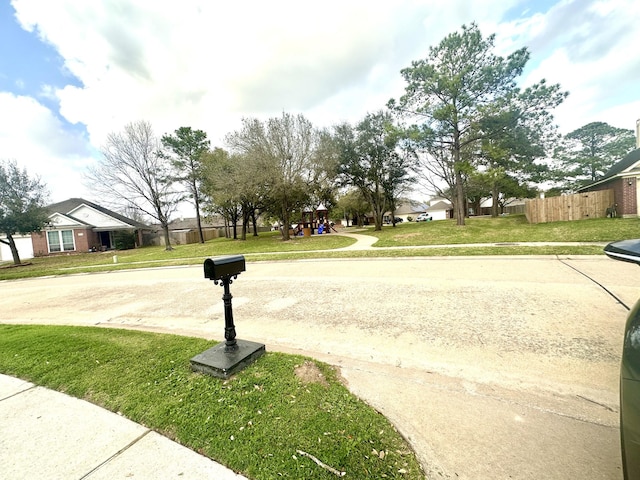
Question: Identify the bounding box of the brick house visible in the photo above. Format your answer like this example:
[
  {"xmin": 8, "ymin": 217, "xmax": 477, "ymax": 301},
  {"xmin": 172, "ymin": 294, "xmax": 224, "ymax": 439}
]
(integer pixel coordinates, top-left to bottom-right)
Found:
[
  {"xmin": 578, "ymin": 148, "xmax": 640, "ymax": 217},
  {"xmin": 31, "ymin": 198, "xmax": 150, "ymax": 256}
]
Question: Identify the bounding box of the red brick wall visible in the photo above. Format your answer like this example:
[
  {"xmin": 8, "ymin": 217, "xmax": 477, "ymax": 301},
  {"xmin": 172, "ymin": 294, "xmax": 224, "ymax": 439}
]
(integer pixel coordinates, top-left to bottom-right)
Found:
[
  {"xmin": 31, "ymin": 232, "xmax": 48, "ymax": 257},
  {"xmin": 583, "ymin": 178, "xmax": 637, "ymax": 216},
  {"xmin": 74, "ymin": 229, "xmax": 95, "ymax": 252},
  {"xmin": 31, "ymin": 228, "xmax": 97, "ymax": 256},
  {"xmin": 621, "ymin": 177, "xmax": 638, "ymax": 216}
]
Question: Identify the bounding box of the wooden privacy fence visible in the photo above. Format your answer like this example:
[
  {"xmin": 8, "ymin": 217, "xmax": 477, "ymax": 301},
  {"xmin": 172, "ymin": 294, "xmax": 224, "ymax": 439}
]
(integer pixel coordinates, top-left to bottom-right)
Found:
[
  {"xmin": 182, "ymin": 229, "xmax": 219, "ymax": 244},
  {"xmin": 525, "ymin": 189, "xmax": 614, "ymax": 224}
]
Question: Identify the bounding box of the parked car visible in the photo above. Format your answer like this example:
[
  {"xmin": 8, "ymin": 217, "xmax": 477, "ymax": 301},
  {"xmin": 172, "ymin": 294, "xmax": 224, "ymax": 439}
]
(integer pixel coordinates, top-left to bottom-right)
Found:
[
  {"xmin": 604, "ymin": 239, "xmax": 640, "ymax": 480},
  {"xmin": 394, "ymin": 217, "xmax": 403, "ymax": 223},
  {"xmin": 415, "ymin": 213, "xmax": 432, "ymax": 222}
]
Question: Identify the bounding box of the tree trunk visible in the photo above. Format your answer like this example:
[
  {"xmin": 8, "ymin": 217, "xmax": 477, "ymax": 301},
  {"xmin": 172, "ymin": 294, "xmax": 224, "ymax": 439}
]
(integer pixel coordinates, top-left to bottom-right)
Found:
[
  {"xmin": 373, "ymin": 202, "xmax": 385, "ymax": 231},
  {"xmin": 162, "ymin": 223, "xmax": 173, "ymax": 251},
  {"xmin": 279, "ymin": 192, "xmax": 291, "ymax": 240},
  {"xmin": 491, "ymin": 182, "xmax": 499, "ymax": 218},
  {"xmin": 2, "ymin": 234, "xmax": 22, "ymax": 265},
  {"xmin": 231, "ymin": 212, "xmax": 238, "ymax": 240},
  {"xmin": 194, "ymin": 193, "xmax": 205, "ymax": 243},
  {"xmin": 454, "ymin": 169, "xmax": 466, "ymax": 226},
  {"xmin": 224, "ymin": 217, "xmax": 230, "ymax": 238},
  {"xmin": 241, "ymin": 207, "xmax": 251, "ymax": 241},
  {"xmin": 453, "ymin": 126, "xmax": 466, "ymax": 226},
  {"xmin": 251, "ymin": 210, "xmax": 259, "ymax": 237},
  {"xmin": 281, "ymin": 203, "xmax": 290, "ymax": 241}
]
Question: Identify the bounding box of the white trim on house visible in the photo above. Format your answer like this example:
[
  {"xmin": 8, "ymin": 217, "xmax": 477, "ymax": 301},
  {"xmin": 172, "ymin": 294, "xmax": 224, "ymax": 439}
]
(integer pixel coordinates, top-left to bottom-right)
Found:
[
  {"xmin": 46, "ymin": 229, "xmax": 76, "ymax": 253},
  {"xmin": 67, "ymin": 204, "xmax": 134, "ymax": 230},
  {"xmin": 48, "ymin": 213, "xmax": 86, "ymax": 229}
]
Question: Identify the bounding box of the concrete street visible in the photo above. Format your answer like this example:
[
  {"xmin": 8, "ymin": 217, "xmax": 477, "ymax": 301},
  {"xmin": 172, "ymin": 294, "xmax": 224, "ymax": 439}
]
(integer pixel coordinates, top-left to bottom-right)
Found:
[{"xmin": 1, "ymin": 254, "xmax": 637, "ymax": 479}]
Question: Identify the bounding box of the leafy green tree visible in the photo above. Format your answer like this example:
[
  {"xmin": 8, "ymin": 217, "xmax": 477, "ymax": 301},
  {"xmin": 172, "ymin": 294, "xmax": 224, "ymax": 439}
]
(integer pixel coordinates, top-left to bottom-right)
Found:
[
  {"xmin": 336, "ymin": 111, "xmax": 415, "ymax": 231},
  {"xmin": 201, "ymin": 147, "xmax": 267, "ymax": 240},
  {"xmin": 225, "ymin": 113, "xmax": 319, "ymax": 240},
  {"xmin": 335, "ymin": 188, "xmax": 370, "ymax": 227},
  {"xmin": 390, "ymin": 23, "xmax": 565, "ymax": 225},
  {"xmin": 161, "ymin": 127, "xmax": 210, "ymax": 243},
  {"xmin": 201, "ymin": 147, "xmax": 239, "ymax": 239},
  {"xmin": 307, "ymin": 128, "xmax": 341, "ymax": 217},
  {"xmin": 555, "ymin": 121, "xmax": 636, "ymax": 191},
  {"xmin": 465, "ymin": 170, "xmax": 492, "ymax": 215},
  {"xmin": 494, "ymin": 174, "xmax": 537, "ymax": 214},
  {"xmin": 477, "ymin": 108, "xmax": 555, "ymax": 217},
  {"xmin": 0, "ymin": 160, "xmax": 49, "ymax": 265},
  {"xmin": 86, "ymin": 120, "xmax": 179, "ymax": 250}
]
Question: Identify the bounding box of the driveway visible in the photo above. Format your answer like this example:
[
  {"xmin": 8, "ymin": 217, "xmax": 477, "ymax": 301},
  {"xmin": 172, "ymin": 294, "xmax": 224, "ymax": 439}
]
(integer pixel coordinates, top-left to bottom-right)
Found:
[{"xmin": 0, "ymin": 255, "xmax": 636, "ymax": 479}]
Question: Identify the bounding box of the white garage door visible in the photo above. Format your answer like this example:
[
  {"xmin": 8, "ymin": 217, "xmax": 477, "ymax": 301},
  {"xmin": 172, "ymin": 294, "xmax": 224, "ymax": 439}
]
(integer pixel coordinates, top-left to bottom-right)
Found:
[{"xmin": 0, "ymin": 235, "xmax": 34, "ymax": 262}]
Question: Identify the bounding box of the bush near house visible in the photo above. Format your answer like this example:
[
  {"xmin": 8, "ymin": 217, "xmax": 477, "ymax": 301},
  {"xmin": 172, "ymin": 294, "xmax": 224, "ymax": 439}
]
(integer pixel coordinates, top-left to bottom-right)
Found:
[{"xmin": 113, "ymin": 231, "xmax": 136, "ymax": 250}]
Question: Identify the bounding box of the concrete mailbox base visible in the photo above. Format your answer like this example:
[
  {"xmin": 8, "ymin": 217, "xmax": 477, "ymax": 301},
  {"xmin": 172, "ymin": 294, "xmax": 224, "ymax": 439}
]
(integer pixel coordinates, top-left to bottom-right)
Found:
[{"xmin": 190, "ymin": 340, "xmax": 265, "ymax": 379}]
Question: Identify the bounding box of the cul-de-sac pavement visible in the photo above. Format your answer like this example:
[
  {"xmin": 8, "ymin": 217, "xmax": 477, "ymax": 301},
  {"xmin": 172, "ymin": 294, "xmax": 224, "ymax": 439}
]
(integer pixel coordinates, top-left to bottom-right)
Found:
[{"xmin": 1, "ymin": 253, "xmax": 637, "ymax": 479}]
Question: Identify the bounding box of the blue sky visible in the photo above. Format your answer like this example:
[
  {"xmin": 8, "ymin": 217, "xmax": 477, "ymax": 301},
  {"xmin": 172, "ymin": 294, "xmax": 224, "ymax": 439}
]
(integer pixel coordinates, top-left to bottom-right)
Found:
[
  {"xmin": 0, "ymin": 1, "xmax": 80, "ymax": 118},
  {"xmin": 0, "ymin": 1, "xmax": 60, "ymax": 95},
  {"xmin": 1, "ymin": 0, "xmax": 639, "ymax": 207}
]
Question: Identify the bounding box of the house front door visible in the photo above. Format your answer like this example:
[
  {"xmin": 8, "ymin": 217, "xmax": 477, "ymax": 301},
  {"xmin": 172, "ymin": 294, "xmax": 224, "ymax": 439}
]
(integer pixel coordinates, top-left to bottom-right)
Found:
[{"xmin": 99, "ymin": 231, "xmax": 113, "ymax": 249}]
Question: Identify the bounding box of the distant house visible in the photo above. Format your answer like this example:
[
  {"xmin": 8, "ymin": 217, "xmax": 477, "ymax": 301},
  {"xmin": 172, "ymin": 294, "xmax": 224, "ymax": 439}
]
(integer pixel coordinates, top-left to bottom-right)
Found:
[
  {"xmin": 426, "ymin": 200, "xmax": 454, "ymax": 220},
  {"xmin": 578, "ymin": 148, "xmax": 640, "ymax": 217},
  {"xmin": 31, "ymin": 198, "xmax": 150, "ymax": 256},
  {"xmin": 160, "ymin": 216, "xmax": 225, "ymax": 245},
  {"xmin": 475, "ymin": 198, "xmax": 527, "ymax": 216},
  {"xmin": 383, "ymin": 200, "xmax": 429, "ymax": 223}
]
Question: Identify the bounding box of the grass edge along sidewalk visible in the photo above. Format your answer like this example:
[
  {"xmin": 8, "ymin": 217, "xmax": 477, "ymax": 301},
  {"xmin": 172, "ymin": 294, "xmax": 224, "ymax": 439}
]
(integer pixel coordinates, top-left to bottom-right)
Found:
[
  {"xmin": 2, "ymin": 215, "xmax": 637, "ymax": 280},
  {"xmin": 0, "ymin": 325, "xmax": 425, "ymax": 480}
]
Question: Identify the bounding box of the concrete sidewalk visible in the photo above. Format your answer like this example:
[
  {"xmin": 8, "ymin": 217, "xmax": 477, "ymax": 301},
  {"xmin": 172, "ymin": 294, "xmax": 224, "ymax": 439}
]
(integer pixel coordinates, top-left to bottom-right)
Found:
[{"xmin": 0, "ymin": 374, "xmax": 247, "ymax": 480}]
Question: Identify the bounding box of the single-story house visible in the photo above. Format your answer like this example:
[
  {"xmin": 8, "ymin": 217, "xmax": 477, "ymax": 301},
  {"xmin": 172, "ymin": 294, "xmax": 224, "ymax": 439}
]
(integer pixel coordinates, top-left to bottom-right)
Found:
[
  {"xmin": 426, "ymin": 200, "xmax": 454, "ymax": 221},
  {"xmin": 578, "ymin": 148, "xmax": 640, "ymax": 217},
  {"xmin": 31, "ymin": 198, "xmax": 150, "ymax": 256},
  {"xmin": 383, "ymin": 200, "xmax": 429, "ymax": 223},
  {"xmin": 474, "ymin": 197, "xmax": 526, "ymax": 216}
]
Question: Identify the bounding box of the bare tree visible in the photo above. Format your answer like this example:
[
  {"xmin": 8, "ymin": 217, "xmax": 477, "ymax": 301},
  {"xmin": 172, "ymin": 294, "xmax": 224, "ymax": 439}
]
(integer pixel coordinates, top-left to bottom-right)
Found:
[
  {"xmin": 226, "ymin": 113, "xmax": 319, "ymax": 240},
  {"xmin": 86, "ymin": 120, "xmax": 180, "ymax": 250}
]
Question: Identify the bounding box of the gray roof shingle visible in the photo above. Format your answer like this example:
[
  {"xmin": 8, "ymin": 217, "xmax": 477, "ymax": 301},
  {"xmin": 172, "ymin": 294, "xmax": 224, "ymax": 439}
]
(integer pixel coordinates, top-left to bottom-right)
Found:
[{"xmin": 46, "ymin": 198, "xmax": 149, "ymax": 229}]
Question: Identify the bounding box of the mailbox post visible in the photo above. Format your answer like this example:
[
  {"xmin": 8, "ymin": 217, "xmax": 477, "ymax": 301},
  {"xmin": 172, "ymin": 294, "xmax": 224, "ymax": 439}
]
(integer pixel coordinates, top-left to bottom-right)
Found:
[
  {"xmin": 204, "ymin": 255, "xmax": 244, "ymax": 352},
  {"xmin": 190, "ymin": 255, "xmax": 265, "ymax": 379}
]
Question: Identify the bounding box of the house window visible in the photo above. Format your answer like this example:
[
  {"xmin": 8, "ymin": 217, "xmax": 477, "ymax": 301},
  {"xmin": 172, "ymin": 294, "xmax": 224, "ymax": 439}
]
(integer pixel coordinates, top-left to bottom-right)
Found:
[{"xmin": 47, "ymin": 230, "xmax": 75, "ymax": 252}]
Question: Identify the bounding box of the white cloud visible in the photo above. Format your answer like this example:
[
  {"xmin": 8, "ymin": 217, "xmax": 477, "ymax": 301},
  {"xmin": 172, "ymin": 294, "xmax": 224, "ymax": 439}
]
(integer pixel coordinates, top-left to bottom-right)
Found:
[
  {"xmin": 0, "ymin": 92, "xmax": 93, "ymax": 202},
  {"xmin": 4, "ymin": 0, "xmax": 640, "ymax": 211},
  {"xmin": 10, "ymin": 0, "xmax": 529, "ymax": 145},
  {"xmin": 494, "ymin": 0, "xmax": 640, "ymax": 134}
]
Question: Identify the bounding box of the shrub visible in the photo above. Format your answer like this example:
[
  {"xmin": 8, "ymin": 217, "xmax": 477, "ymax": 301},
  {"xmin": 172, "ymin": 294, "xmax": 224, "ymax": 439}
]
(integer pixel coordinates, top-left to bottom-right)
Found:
[{"xmin": 113, "ymin": 231, "xmax": 136, "ymax": 250}]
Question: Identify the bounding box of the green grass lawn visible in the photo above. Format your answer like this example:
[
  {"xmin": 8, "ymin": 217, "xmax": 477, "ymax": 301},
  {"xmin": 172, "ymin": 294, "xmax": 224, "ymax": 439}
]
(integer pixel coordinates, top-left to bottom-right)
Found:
[
  {"xmin": 0, "ymin": 325, "xmax": 423, "ymax": 479},
  {"xmin": 2, "ymin": 215, "xmax": 639, "ymax": 280},
  {"xmin": 0, "ymin": 231, "xmax": 355, "ymax": 280},
  {"xmin": 370, "ymin": 215, "xmax": 640, "ymax": 246}
]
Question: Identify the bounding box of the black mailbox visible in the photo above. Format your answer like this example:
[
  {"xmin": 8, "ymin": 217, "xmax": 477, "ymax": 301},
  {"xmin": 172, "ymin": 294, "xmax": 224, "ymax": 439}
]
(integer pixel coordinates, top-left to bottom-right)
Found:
[
  {"xmin": 191, "ymin": 254, "xmax": 265, "ymax": 379},
  {"xmin": 204, "ymin": 255, "xmax": 246, "ymax": 281}
]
